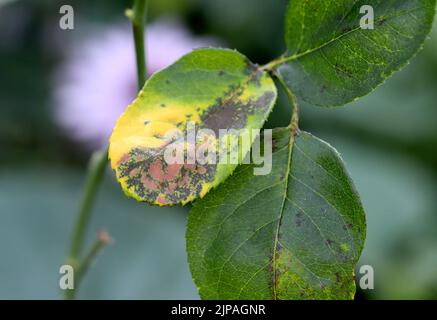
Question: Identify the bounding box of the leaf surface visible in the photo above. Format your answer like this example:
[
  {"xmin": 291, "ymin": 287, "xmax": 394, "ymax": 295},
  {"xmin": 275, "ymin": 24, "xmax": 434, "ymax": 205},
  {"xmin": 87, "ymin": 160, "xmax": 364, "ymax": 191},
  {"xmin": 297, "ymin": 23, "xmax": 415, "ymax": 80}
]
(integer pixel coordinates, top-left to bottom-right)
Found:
[
  {"xmin": 278, "ymin": 0, "xmax": 436, "ymax": 106},
  {"xmin": 187, "ymin": 128, "xmax": 366, "ymax": 299},
  {"xmin": 109, "ymin": 48, "xmax": 277, "ymax": 205}
]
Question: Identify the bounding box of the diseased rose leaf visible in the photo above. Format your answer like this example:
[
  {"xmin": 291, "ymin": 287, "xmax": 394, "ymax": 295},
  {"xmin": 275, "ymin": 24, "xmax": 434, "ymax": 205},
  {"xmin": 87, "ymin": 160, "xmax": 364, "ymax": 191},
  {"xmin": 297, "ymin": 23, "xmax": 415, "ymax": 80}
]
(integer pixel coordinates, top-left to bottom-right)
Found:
[
  {"xmin": 187, "ymin": 128, "xmax": 366, "ymax": 300},
  {"xmin": 109, "ymin": 48, "xmax": 277, "ymax": 206},
  {"xmin": 278, "ymin": 0, "xmax": 436, "ymax": 106}
]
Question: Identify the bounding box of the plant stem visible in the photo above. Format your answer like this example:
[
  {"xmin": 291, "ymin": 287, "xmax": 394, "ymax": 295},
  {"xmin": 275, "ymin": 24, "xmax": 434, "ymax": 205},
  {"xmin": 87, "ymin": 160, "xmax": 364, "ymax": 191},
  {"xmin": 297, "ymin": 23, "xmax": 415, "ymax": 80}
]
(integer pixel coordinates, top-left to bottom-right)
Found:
[
  {"xmin": 65, "ymin": 148, "xmax": 108, "ymax": 300},
  {"xmin": 260, "ymin": 56, "xmax": 291, "ymax": 71},
  {"xmin": 272, "ymin": 71, "xmax": 299, "ymax": 133},
  {"xmin": 128, "ymin": 0, "xmax": 149, "ymax": 90},
  {"xmin": 64, "ymin": 0, "xmax": 149, "ymax": 300},
  {"xmin": 75, "ymin": 231, "xmax": 111, "ymax": 289}
]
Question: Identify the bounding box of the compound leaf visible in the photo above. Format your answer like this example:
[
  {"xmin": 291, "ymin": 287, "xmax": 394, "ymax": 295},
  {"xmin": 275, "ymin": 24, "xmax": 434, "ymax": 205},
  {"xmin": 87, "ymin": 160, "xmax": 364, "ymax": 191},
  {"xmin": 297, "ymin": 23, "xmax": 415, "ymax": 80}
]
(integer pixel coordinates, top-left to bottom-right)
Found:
[
  {"xmin": 278, "ymin": 0, "xmax": 436, "ymax": 106},
  {"xmin": 187, "ymin": 128, "xmax": 366, "ymax": 299},
  {"xmin": 109, "ymin": 48, "xmax": 277, "ymax": 205}
]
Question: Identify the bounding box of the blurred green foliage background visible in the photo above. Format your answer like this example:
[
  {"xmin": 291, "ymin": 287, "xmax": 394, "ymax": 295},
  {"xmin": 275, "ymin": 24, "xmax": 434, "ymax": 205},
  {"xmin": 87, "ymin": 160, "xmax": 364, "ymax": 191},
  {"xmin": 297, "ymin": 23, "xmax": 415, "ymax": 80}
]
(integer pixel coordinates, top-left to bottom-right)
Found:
[{"xmin": 0, "ymin": 0, "xmax": 436, "ymax": 299}]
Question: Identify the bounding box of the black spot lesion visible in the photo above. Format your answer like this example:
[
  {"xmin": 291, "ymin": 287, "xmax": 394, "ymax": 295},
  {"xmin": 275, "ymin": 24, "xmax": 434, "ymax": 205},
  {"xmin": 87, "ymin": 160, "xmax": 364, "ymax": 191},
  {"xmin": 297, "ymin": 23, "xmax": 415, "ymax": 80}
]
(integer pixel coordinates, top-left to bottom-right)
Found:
[
  {"xmin": 377, "ymin": 17, "xmax": 387, "ymax": 26},
  {"xmin": 153, "ymin": 133, "xmax": 164, "ymax": 139},
  {"xmin": 326, "ymin": 239, "xmax": 335, "ymax": 246},
  {"xmin": 199, "ymin": 82, "xmax": 275, "ymax": 135},
  {"xmin": 295, "ymin": 211, "xmax": 303, "ymax": 227},
  {"xmin": 244, "ymin": 63, "xmax": 264, "ymax": 87},
  {"xmin": 341, "ymin": 25, "xmax": 354, "ymax": 33},
  {"xmin": 334, "ymin": 62, "xmax": 355, "ymax": 78}
]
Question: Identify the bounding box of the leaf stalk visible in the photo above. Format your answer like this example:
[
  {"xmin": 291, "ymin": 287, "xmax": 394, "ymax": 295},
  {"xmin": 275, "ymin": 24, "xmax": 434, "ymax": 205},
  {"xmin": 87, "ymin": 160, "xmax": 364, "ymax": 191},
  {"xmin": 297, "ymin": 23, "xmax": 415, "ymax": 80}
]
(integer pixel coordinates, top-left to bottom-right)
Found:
[{"xmin": 272, "ymin": 71, "xmax": 299, "ymax": 134}]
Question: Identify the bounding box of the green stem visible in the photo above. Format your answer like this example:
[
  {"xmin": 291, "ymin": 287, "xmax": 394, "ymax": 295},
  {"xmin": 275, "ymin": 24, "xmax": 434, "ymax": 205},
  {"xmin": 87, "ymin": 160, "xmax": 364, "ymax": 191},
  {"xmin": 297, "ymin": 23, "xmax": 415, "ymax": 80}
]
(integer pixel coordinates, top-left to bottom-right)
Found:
[
  {"xmin": 75, "ymin": 231, "xmax": 111, "ymax": 289},
  {"xmin": 260, "ymin": 56, "xmax": 292, "ymax": 71},
  {"xmin": 64, "ymin": 0, "xmax": 149, "ymax": 300},
  {"xmin": 65, "ymin": 148, "xmax": 108, "ymax": 300},
  {"xmin": 272, "ymin": 71, "xmax": 299, "ymax": 133},
  {"xmin": 128, "ymin": 0, "xmax": 149, "ymax": 89}
]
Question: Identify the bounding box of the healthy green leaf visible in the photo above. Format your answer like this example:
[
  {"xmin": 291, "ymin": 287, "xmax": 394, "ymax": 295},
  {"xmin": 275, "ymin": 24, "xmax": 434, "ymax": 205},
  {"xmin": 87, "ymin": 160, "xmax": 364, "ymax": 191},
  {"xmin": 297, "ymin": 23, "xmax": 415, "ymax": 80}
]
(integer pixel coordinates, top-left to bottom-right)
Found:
[
  {"xmin": 109, "ymin": 48, "xmax": 277, "ymax": 206},
  {"xmin": 187, "ymin": 128, "xmax": 366, "ymax": 299},
  {"xmin": 277, "ymin": 0, "xmax": 436, "ymax": 106}
]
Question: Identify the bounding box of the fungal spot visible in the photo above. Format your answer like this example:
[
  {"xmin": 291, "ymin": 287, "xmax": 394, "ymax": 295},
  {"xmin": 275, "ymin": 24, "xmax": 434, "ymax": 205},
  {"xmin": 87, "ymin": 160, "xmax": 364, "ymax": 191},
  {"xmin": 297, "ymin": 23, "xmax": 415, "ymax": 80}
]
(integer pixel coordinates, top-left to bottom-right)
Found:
[
  {"xmin": 326, "ymin": 239, "xmax": 335, "ymax": 246},
  {"xmin": 218, "ymin": 70, "xmax": 225, "ymax": 77},
  {"xmin": 201, "ymin": 85, "xmax": 274, "ymax": 135},
  {"xmin": 160, "ymin": 103, "xmax": 166, "ymax": 108},
  {"xmin": 341, "ymin": 26, "xmax": 353, "ymax": 33},
  {"xmin": 295, "ymin": 211, "xmax": 303, "ymax": 227},
  {"xmin": 377, "ymin": 17, "xmax": 387, "ymax": 26},
  {"xmin": 144, "ymin": 120, "xmax": 150, "ymax": 125}
]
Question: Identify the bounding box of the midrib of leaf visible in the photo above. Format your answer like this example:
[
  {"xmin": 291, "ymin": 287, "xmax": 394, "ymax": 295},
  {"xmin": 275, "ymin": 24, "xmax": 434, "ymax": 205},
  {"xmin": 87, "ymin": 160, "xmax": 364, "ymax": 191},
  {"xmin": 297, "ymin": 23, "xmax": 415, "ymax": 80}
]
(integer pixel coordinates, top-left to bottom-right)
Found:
[
  {"xmin": 271, "ymin": 126, "xmax": 295, "ymax": 300},
  {"xmin": 270, "ymin": 72, "xmax": 300, "ymax": 299},
  {"xmin": 263, "ymin": 5, "xmax": 429, "ymax": 70}
]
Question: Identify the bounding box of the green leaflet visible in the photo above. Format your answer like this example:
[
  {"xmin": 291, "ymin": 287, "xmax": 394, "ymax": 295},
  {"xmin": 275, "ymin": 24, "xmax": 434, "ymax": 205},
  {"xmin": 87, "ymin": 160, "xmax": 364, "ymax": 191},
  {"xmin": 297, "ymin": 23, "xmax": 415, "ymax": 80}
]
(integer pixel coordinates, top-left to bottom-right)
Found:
[
  {"xmin": 278, "ymin": 0, "xmax": 436, "ymax": 106},
  {"xmin": 187, "ymin": 128, "xmax": 366, "ymax": 300},
  {"xmin": 109, "ymin": 48, "xmax": 277, "ymax": 206}
]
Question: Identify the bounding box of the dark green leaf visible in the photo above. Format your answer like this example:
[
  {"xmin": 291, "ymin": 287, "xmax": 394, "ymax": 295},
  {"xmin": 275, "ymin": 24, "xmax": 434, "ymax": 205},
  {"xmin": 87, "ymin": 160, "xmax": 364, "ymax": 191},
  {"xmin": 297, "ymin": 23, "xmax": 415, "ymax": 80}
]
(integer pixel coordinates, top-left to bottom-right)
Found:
[
  {"xmin": 187, "ymin": 128, "xmax": 366, "ymax": 299},
  {"xmin": 278, "ymin": 0, "xmax": 436, "ymax": 106}
]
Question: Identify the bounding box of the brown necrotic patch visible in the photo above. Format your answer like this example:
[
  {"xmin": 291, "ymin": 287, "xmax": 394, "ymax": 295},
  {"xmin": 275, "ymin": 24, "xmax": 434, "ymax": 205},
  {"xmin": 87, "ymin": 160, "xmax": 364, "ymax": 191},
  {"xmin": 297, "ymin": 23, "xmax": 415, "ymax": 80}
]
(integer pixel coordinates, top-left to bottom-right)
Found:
[
  {"xmin": 117, "ymin": 147, "xmax": 216, "ymax": 205},
  {"xmin": 200, "ymin": 84, "xmax": 276, "ymax": 135}
]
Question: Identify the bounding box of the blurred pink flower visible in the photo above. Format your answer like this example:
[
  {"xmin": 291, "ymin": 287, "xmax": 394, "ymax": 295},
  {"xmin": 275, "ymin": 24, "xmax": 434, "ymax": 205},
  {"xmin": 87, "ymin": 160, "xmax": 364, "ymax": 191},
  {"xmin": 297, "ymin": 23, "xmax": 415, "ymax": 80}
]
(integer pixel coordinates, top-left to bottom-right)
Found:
[{"xmin": 53, "ymin": 18, "xmax": 219, "ymax": 150}]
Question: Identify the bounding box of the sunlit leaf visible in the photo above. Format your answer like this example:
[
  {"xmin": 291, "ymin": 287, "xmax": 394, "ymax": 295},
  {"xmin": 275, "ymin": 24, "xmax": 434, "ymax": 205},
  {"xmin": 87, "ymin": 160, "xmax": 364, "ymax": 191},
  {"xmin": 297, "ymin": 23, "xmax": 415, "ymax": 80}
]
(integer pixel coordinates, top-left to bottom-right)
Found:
[{"xmin": 109, "ymin": 48, "xmax": 277, "ymax": 205}]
